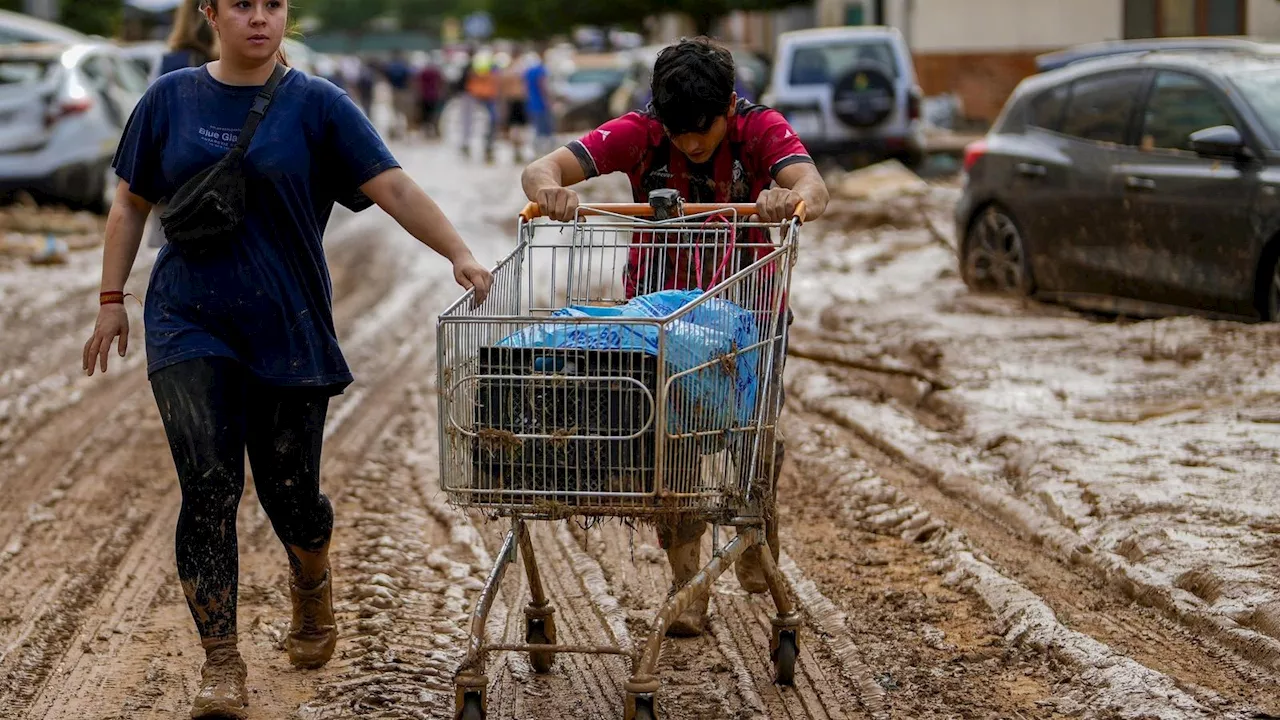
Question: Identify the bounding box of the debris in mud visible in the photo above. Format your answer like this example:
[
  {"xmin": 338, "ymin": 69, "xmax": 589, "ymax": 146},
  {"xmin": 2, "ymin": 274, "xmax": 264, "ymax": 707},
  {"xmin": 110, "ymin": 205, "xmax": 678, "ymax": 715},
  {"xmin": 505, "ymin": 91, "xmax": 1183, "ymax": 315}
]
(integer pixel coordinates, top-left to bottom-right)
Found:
[{"xmin": 0, "ymin": 199, "xmax": 104, "ymax": 264}]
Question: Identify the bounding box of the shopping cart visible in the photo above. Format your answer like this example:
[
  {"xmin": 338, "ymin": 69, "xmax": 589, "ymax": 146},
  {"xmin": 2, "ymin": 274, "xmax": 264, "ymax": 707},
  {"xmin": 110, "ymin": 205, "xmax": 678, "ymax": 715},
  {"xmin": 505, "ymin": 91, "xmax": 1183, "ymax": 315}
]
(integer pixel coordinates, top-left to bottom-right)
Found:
[{"xmin": 437, "ymin": 190, "xmax": 805, "ymax": 720}]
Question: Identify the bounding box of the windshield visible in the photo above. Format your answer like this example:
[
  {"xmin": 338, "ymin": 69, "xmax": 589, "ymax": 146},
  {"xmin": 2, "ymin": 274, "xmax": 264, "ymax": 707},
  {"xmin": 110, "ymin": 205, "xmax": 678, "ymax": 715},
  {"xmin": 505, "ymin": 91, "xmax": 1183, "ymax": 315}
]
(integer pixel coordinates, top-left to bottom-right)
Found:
[
  {"xmin": 1229, "ymin": 67, "xmax": 1280, "ymax": 147},
  {"xmin": 789, "ymin": 40, "xmax": 899, "ymax": 86}
]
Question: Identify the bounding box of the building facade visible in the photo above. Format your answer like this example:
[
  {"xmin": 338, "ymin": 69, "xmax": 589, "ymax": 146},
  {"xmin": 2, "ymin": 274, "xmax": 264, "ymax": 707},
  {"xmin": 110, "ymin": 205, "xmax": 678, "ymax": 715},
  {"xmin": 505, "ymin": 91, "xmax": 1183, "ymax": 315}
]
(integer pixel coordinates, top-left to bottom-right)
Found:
[{"xmin": 819, "ymin": 0, "xmax": 1280, "ymax": 122}]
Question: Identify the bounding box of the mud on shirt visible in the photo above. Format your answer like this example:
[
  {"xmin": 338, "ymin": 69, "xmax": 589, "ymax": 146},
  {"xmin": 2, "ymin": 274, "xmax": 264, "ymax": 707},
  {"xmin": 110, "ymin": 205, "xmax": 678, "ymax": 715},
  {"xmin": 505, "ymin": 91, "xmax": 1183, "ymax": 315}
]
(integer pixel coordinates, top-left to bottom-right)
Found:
[{"xmin": 567, "ymin": 99, "xmax": 813, "ymax": 297}]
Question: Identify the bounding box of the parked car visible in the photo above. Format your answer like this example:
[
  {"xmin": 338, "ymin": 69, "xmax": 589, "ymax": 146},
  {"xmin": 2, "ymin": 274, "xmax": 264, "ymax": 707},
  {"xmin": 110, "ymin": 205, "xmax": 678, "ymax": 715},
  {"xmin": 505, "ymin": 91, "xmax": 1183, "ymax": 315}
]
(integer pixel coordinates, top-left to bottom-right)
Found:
[
  {"xmin": 958, "ymin": 50, "xmax": 1280, "ymax": 321},
  {"xmin": 0, "ymin": 9, "xmax": 87, "ymax": 45},
  {"xmin": 1034, "ymin": 37, "xmax": 1280, "ymax": 73},
  {"xmin": 552, "ymin": 53, "xmax": 627, "ymax": 132},
  {"xmin": 0, "ymin": 42, "xmax": 148, "ymax": 212},
  {"xmin": 763, "ymin": 26, "xmax": 924, "ymax": 168},
  {"xmin": 607, "ymin": 43, "xmax": 771, "ymax": 119}
]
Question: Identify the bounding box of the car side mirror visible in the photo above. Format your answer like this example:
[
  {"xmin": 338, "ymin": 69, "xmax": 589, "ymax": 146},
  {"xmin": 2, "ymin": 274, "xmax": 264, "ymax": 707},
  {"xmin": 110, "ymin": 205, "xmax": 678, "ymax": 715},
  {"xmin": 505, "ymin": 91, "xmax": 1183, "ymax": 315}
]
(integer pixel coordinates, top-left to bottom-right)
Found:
[{"xmin": 1190, "ymin": 125, "xmax": 1250, "ymax": 160}]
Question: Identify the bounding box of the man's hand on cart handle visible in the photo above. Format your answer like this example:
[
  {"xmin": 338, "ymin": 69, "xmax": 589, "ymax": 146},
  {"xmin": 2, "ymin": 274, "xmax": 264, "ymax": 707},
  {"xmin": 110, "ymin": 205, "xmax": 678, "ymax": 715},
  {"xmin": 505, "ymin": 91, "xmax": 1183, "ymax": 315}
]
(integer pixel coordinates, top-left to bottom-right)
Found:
[
  {"xmin": 755, "ymin": 188, "xmax": 807, "ymax": 224},
  {"xmin": 453, "ymin": 254, "xmax": 493, "ymax": 307},
  {"xmin": 532, "ymin": 187, "xmax": 581, "ymax": 222}
]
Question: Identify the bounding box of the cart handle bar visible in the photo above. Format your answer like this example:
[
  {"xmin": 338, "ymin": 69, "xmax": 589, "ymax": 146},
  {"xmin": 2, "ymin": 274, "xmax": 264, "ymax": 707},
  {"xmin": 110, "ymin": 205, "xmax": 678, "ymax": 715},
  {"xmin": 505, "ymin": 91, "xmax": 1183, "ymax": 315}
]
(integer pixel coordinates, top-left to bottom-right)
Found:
[{"xmin": 519, "ymin": 201, "xmax": 806, "ymax": 224}]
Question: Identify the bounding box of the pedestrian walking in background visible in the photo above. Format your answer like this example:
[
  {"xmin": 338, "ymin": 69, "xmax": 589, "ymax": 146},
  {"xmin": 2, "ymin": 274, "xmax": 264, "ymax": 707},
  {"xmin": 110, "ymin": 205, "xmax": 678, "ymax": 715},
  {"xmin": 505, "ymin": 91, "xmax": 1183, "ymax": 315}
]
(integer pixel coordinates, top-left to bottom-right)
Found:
[
  {"xmin": 417, "ymin": 54, "xmax": 445, "ymax": 140},
  {"xmin": 160, "ymin": 0, "xmax": 218, "ymax": 76},
  {"xmin": 80, "ymin": 1, "xmax": 492, "ymax": 717},
  {"xmin": 464, "ymin": 50, "xmax": 500, "ymax": 162},
  {"xmin": 523, "ymin": 46, "xmax": 554, "ymax": 158},
  {"xmin": 501, "ymin": 50, "xmax": 530, "ymax": 162},
  {"xmin": 383, "ymin": 51, "xmax": 413, "ymax": 140},
  {"xmin": 355, "ymin": 60, "xmax": 376, "ymax": 117}
]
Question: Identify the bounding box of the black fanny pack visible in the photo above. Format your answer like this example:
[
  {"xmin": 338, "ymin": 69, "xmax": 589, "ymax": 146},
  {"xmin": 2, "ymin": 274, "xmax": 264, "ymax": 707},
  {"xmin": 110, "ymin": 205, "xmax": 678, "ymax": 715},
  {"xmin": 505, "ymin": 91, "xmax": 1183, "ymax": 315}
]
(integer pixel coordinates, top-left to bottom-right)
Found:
[{"xmin": 160, "ymin": 64, "xmax": 287, "ymax": 255}]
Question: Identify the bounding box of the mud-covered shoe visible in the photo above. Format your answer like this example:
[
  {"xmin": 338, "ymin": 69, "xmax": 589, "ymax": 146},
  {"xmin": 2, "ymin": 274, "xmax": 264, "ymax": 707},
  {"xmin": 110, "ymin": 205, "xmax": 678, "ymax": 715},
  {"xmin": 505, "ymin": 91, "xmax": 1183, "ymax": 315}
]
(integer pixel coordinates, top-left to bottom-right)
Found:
[
  {"xmin": 191, "ymin": 645, "xmax": 248, "ymax": 720},
  {"xmin": 287, "ymin": 570, "xmax": 337, "ymax": 669}
]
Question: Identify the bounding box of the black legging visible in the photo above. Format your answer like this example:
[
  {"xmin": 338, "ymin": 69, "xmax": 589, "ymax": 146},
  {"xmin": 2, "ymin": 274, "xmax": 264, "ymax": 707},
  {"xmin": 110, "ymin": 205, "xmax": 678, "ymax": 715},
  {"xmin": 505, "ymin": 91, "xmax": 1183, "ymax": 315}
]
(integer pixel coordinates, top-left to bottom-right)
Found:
[{"xmin": 150, "ymin": 357, "xmax": 334, "ymax": 641}]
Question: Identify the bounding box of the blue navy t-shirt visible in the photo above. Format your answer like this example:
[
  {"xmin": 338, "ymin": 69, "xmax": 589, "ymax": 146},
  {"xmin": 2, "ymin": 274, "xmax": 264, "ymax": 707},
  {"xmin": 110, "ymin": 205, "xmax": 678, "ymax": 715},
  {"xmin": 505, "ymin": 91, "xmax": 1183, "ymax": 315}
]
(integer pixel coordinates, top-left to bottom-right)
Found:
[{"xmin": 113, "ymin": 66, "xmax": 399, "ymax": 392}]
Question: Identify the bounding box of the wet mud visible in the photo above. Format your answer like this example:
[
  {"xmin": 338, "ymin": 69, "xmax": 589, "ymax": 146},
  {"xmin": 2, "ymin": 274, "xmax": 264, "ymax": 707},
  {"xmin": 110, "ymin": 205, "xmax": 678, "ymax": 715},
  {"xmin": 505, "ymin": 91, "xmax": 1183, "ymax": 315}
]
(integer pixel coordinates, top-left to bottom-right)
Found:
[{"xmin": 0, "ymin": 149, "xmax": 1274, "ymax": 719}]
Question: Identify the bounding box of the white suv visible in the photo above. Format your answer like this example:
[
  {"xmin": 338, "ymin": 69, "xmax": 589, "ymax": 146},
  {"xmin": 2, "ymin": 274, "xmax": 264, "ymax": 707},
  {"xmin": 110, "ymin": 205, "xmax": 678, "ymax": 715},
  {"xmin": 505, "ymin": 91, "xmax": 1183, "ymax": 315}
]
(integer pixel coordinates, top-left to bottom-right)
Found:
[{"xmin": 764, "ymin": 26, "xmax": 925, "ymax": 167}]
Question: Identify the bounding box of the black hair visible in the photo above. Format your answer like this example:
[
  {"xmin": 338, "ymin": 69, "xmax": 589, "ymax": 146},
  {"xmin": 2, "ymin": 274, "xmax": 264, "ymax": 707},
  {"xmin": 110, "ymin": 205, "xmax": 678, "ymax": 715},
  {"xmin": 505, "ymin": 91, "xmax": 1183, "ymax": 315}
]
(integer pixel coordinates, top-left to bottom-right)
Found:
[{"xmin": 650, "ymin": 37, "xmax": 736, "ymax": 135}]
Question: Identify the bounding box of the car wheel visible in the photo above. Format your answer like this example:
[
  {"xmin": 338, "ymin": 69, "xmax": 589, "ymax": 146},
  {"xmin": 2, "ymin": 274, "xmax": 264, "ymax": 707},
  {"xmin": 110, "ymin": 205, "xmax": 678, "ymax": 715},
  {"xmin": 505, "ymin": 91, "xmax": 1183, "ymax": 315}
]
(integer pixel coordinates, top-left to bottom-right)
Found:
[
  {"xmin": 1266, "ymin": 252, "xmax": 1280, "ymax": 321},
  {"xmin": 963, "ymin": 206, "xmax": 1034, "ymax": 296}
]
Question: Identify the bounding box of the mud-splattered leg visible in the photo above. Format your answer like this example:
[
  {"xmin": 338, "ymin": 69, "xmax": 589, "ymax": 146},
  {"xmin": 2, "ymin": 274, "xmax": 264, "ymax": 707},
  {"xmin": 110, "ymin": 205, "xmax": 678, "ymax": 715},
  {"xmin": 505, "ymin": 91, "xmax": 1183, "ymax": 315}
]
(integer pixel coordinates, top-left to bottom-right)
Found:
[
  {"xmin": 245, "ymin": 388, "xmax": 336, "ymax": 669},
  {"xmin": 657, "ymin": 519, "xmax": 709, "ymax": 636}
]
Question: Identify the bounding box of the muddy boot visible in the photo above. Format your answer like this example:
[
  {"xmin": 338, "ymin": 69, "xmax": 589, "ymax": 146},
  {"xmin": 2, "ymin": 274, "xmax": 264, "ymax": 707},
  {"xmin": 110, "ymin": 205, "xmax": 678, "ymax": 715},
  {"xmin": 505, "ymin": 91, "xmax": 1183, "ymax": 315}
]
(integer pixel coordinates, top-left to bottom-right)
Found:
[
  {"xmin": 735, "ymin": 438, "xmax": 785, "ymax": 594},
  {"xmin": 286, "ymin": 545, "xmax": 338, "ymax": 669},
  {"xmin": 662, "ymin": 521, "xmax": 709, "ymax": 637},
  {"xmin": 191, "ymin": 638, "xmax": 248, "ymax": 720}
]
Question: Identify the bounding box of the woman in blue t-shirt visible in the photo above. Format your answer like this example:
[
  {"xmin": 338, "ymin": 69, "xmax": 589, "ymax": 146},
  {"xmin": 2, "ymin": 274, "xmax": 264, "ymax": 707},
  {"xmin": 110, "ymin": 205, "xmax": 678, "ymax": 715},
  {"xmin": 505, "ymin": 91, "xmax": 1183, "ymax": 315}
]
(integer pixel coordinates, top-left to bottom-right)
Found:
[{"xmin": 79, "ymin": 1, "xmax": 492, "ymax": 717}]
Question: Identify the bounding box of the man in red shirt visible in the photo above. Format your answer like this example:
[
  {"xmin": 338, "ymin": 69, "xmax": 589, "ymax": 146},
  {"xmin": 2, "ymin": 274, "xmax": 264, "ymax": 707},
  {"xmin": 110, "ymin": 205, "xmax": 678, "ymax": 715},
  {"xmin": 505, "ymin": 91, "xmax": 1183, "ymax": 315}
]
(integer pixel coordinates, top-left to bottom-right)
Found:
[{"xmin": 522, "ymin": 38, "xmax": 829, "ymax": 637}]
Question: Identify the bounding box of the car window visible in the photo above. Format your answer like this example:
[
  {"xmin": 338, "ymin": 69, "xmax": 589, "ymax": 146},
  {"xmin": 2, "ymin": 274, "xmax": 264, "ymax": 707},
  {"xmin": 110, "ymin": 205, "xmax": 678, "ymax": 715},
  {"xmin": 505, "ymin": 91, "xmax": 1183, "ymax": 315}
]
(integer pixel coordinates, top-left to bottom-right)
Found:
[
  {"xmin": 788, "ymin": 40, "xmax": 899, "ymax": 86},
  {"xmin": 112, "ymin": 56, "xmax": 148, "ymax": 93},
  {"xmin": 0, "ymin": 58, "xmax": 56, "ymax": 86},
  {"xmin": 1140, "ymin": 71, "xmax": 1234, "ymax": 152},
  {"xmin": 1029, "ymin": 84, "xmax": 1069, "ymax": 130},
  {"xmin": 1060, "ymin": 71, "xmax": 1145, "ymax": 144},
  {"xmin": 80, "ymin": 54, "xmax": 112, "ymax": 90},
  {"xmin": 1229, "ymin": 66, "xmax": 1280, "ymax": 147}
]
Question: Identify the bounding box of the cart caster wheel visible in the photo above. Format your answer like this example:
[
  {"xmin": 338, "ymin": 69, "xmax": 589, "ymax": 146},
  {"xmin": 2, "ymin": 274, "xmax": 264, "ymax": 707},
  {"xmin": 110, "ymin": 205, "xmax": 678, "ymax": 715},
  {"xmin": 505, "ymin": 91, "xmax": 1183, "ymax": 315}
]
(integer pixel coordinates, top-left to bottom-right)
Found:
[
  {"xmin": 459, "ymin": 691, "xmax": 485, "ymax": 720},
  {"xmin": 631, "ymin": 696, "xmax": 656, "ymax": 720},
  {"xmin": 526, "ymin": 617, "xmax": 556, "ymax": 674},
  {"xmin": 774, "ymin": 629, "xmax": 798, "ymax": 686}
]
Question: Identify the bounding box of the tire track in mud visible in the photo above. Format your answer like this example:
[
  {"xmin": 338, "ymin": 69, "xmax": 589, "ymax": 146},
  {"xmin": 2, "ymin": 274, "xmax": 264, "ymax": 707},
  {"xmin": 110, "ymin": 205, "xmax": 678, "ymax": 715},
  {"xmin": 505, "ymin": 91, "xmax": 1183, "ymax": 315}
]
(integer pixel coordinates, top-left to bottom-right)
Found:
[
  {"xmin": 788, "ymin": 354, "xmax": 1280, "ymax": 715},
  {"xmin": 568, "ymin": 518, "xmax": 862, "ymax": 720},
  {"xmin": 780, "ymin": 402, "xmax": 1261, "ymax": 718}
]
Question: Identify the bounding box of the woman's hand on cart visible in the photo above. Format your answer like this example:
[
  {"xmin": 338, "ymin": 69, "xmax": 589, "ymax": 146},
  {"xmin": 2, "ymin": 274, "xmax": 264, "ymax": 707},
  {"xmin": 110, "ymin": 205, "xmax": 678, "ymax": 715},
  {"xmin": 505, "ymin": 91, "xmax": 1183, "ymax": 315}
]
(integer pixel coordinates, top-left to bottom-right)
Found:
[
  {"xmin": 453, "ymin": 254, "xmax": 493, "ymax": 306},
  {"xmin": 533, "ymin": 187, "xmax": 581, "ymax": 222}
]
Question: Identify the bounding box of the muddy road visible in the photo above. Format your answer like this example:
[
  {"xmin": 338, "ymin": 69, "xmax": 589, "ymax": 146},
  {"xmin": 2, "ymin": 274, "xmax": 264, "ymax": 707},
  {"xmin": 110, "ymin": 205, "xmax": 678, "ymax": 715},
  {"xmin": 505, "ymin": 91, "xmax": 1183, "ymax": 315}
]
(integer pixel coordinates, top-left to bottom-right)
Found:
[{"xmin": 0, "ymin": 148, "xmax": 1276, "ymax": 719}]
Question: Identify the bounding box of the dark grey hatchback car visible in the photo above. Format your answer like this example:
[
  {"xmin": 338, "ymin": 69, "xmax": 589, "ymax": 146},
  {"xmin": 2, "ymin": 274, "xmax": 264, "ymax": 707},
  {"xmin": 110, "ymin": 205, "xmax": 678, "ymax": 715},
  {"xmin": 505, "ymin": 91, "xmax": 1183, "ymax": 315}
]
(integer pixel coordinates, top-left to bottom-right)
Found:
[{"xmin": 957, "ymin": 51, "xmax": 1280, "ymax": 321}]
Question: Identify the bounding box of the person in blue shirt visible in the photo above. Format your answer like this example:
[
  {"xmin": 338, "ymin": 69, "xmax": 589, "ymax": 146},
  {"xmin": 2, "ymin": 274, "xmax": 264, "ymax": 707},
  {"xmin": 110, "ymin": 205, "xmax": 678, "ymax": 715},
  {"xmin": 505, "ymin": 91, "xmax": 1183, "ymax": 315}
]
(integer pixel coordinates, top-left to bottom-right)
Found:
[
  {"xmin": 158, "ymin": 0, "xmax": 218, "ymax": 78},
  {"xmin": 523, "ymin": 47, "xmax": 554, "ymax": 157},
  {"xmin": 79, "ymin": 1, "xmax": 492, "ymax": 717}
]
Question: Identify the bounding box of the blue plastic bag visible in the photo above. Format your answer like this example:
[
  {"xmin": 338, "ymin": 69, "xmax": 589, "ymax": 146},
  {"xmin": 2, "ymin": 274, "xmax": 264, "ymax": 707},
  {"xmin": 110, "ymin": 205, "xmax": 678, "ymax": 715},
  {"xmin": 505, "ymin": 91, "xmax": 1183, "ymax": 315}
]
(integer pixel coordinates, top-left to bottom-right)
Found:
[{"xmin": 498, "ymin": 290, "xmax": 759, "ymax": 436}]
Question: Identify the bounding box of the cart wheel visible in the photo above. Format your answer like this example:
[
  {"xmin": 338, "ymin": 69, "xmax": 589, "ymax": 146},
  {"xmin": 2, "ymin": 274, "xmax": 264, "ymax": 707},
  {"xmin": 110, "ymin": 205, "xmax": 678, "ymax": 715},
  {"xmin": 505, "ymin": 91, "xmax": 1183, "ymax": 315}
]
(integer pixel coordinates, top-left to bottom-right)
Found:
[
  {"xmin": 774, "ymin": 630, "xmax": 798, "ymax": 686},
  {"xmin": 458, "ymin": 691, "xmax": 485, "ymax": 720},
  {"xmin": 526, "ymin": 617, "xmax": 556, "ymax": 674},
  {"xmin": 632, "ymin": 696, "xmax": 657, "ymax": 720}
]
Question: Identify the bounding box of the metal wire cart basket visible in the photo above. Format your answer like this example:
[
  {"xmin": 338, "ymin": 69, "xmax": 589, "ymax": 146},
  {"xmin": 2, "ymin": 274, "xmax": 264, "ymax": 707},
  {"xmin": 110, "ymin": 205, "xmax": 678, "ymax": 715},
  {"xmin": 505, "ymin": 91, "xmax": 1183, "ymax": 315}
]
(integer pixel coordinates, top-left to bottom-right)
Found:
[{"xmin": 437, "ymin": 190, "xmax": 805, "ymax": 720}]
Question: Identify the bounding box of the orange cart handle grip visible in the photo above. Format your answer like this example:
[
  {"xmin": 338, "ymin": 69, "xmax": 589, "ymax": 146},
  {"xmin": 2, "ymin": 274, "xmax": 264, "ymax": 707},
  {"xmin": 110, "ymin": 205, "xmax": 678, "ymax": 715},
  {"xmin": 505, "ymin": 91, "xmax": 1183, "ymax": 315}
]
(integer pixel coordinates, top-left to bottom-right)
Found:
[{"xmin": 519, "ymin": 201, "xmax": 807, "ymax": 224}]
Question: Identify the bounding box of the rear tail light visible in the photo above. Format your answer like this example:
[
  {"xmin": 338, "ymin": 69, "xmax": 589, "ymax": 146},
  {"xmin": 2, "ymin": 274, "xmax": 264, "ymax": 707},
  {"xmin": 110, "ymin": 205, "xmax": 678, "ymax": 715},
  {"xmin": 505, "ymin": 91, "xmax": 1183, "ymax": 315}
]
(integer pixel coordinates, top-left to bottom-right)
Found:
[
  {"xmin": 963, "ymin": 139, "xmax": 989, "ymax": 173},
  {"xmin": 46, "ymin": 97, "xmax": 93, "ymax": 127},
  {"xmin": 908, "ymin": 91, "xmax": 921, "ymax": 122}
]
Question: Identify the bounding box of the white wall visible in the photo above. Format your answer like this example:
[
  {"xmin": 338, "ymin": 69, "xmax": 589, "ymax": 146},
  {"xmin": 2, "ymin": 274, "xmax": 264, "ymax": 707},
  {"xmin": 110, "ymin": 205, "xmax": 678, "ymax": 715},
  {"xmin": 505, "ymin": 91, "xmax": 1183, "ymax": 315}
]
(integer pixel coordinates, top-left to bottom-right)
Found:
[
  {"xmin": 885, "ymin": 0, "xmax": 1123, "ymax": 52},
  {"xmin": 1248, "ymin": 0, "xmax": 1280, "ymax": 38}
]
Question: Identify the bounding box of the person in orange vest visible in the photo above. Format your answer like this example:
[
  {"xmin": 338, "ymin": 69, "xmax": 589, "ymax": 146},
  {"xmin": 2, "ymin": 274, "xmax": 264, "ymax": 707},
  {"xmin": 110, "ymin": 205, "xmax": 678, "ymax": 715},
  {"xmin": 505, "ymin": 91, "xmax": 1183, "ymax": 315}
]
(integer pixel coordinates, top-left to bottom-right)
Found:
[{"xmin": 465, "ymin": 52, "xmax": 500, "ymax": 162}]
